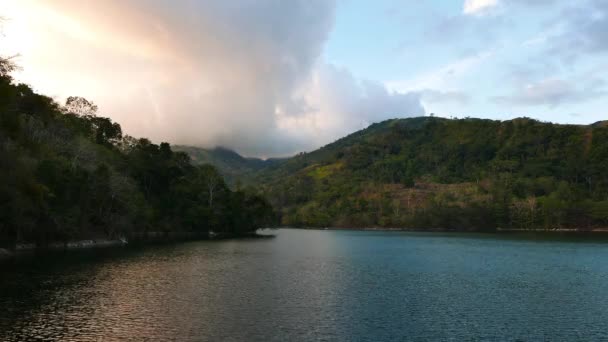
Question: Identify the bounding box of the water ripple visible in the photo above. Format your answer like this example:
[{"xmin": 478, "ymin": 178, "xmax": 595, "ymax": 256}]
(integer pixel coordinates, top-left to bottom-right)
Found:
[{"xmin": 2, "ymin": 230, "xmax": 608, "ymax": 341}]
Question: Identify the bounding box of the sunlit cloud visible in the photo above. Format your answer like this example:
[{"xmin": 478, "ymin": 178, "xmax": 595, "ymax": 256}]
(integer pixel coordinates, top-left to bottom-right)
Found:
[{"xmin": 0, "ymin": 0, "xmax": 424, "ymax": 157}]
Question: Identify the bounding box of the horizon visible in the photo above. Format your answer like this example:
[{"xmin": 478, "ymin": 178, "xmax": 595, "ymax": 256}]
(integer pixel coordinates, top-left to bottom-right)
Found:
[{"xmin": 1, "ymin": 0, "xmax": 607, "ymax": 157}]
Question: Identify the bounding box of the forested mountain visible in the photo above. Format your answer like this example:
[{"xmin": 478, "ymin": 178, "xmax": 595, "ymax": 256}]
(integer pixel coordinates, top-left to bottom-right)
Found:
[
  {"xmin": 172, "ymin": 145, "xmax": 283, "ymax": 186},
  {"xmin": 264, "ymin": 117, "xmax": 608, "ymax": 230},
  {"xmin": 183, "ymin": 116, "xmax": 608, "ymax": 231},
  {"xmin": 0, "ymin": 59, "xmax": 275, "ymax": 249}
]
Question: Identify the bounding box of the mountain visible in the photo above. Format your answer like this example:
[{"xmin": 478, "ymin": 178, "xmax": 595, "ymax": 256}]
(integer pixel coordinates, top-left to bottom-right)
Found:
[
  {"xmin": 172, "ymin": 145, "xmax": 285, "ymax": 185},
  {"xmin": 181, "ymin": 116, "xmax": 608, "ymax": 231}
]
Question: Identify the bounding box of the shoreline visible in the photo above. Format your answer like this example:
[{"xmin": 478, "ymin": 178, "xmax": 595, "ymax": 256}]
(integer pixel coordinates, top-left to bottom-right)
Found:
[
  {"xmin": 3, "ymin": 227, "xmax": 606, "ymax": 260},
  {"xmin": 1, "ymin": 239, "xmax": 129, "ymax": 260},
  {"xmin": 282, "ymin": 227, "xmax": 608, "ymax": 233},
  {"xmin": 0, "ymin": 231, "xmax": 274, "ymax": 260}
]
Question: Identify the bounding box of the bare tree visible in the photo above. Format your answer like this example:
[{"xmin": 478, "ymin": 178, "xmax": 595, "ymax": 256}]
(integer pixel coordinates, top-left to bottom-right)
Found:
[{"xmin": 196, "ymin": 165, "xmax": 224, "ymax": 209}]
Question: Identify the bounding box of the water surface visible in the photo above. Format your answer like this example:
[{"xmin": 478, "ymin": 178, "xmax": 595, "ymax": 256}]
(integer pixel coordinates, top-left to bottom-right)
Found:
[{"xmin": 2, "ymin": 229, "xmax": 608, "ymax": 341}]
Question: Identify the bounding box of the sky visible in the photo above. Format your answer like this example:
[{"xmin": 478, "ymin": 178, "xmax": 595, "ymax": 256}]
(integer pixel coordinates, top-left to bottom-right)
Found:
[{"xmin": 0, "ymin": 0, "xmax": 607, "ymax": 157}]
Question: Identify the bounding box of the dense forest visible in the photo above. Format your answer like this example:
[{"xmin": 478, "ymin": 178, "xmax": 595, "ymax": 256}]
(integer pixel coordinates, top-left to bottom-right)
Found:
[
  {"xmin": 0, "ymin": 58, "xmax": 275, "ymax": 249},
  {"xmin": 260, "ymin": 117, "xmax": 608, "ymax": 230},
  {"xmin": 186, "ymin": 117, "xmax": 608, "ymax": 232}
]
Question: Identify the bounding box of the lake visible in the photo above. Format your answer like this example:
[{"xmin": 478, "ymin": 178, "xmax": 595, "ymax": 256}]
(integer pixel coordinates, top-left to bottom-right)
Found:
[{"xmin": 2, "ymin": 229, "xmax": 608, "ymax": 341}]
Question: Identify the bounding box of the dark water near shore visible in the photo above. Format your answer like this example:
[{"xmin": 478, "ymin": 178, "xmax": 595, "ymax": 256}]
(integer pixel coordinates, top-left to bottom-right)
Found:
[{"xmin": 2, "ymin": 229, "xmax": 608, "ymax": 341}]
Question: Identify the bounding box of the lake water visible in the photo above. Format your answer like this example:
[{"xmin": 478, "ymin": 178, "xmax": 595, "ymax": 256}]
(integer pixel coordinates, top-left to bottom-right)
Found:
[{"xmin": 2, "ymin": 229, "xmax": 608, "ymax": 341}]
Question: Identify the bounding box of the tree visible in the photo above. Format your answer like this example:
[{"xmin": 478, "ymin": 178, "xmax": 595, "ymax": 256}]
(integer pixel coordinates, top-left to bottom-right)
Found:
[
  {"xmin": 64, "ymin": 96, "xmax": 98, "ymax": 117},
  {"xmin": 198, "ymin": 164, "xmax": 225, "ymax": 208},
  {"xmin": 589, "ymin": 201, "xmax": 608, "ymax": 226},
  {"xmin": 0, "ymin": 56, "xmax": 18, "ymax": 79},
  {"xmin": 88, "ymin": 116, "xmax": 122, "ymax": 146}
]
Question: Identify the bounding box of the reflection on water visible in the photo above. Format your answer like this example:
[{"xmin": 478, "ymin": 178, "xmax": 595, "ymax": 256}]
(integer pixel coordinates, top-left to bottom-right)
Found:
[{"xmin": 2, "ymin": 229, "xmax": 608, "ymax": 341}]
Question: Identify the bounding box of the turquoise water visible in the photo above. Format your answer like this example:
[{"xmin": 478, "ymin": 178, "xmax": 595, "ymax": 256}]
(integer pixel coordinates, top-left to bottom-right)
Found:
[{"xmin": 1, "ymin": 229, "xmax": 608, "ymax": 341}]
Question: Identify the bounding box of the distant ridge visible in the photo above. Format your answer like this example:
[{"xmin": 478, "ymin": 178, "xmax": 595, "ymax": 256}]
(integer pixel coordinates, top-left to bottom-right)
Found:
[{"xmin": 172, "ymin": 145, "xmax": 284, "ymax": 185}]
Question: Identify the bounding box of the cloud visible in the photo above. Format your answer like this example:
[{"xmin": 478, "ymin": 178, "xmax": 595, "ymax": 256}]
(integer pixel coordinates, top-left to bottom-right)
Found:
[
  {"xmin": 463, "ymin": 0, "xmax": 558, "ymax": 16},
  {"xmin": 436, "ymin": 0, "xmax": 559, "ymax": 45},
  {"xmin": 495, "ymin": 0, "xmax": 608, "ymax": 109},
  {"xmin": 277, "ymin": 64, "xmax": 425, "ymax": 148},
  {"xmin": 3, "ymin": 0, "xmax": 424, "ymax": 157},
  {"xmin": 492, "ymin": 78, "xmax": 607, "ymax": 107},
  {"xmin": 545, "ymin": 1, "xmax": 608, "ymax": 63},
  {"xmin": 428, "ymin": 7, "xmax": 510, "ymax": 46},
  {"xmin": 463, "ymin": 0, "xmax": 500, "ymax": 16}
]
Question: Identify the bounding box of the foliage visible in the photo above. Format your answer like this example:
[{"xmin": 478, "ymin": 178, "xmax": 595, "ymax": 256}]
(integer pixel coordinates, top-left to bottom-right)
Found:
[
  {"xmin": 0, "ymin": 75, "xmax": 276, "ymax": 248},
  {"xmin": 242, "ymin": 117, "xmax": 608, "ymax": 231},
  {"xmin": 172, "ymin": 145, "xmax": 283, "ymax": 186}
]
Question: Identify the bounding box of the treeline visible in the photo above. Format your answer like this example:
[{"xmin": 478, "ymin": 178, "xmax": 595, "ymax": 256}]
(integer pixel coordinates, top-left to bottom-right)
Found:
[
  {"xmin": 256, "ymin": 117, "xmax": 608, "ymax": 231},
  {"xmin": 0, "ymin": 61, "xmax": 275, "ymax": 248}
]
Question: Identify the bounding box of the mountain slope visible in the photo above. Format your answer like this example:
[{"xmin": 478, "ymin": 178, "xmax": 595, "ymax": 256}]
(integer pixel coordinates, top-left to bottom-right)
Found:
[
  {"xmin": 265, "ymin": 117, "xmax": 608, "ymax": 230},
  {"xmin": 172, "ymin": 145, "xmax": 285, "ymax": 185},
  {"xmin": 182, "ymin": 116, "xmax": 608, "ymax": 231}
]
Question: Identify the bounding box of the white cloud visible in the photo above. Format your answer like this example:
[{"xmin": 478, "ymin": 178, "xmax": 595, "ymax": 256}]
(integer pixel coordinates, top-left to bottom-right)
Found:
[
  {"xmin": 463, "ymin": 0, "xmax": 500, "ymax": 16},
  {"xmin": 277, "ymin": 64, "xmax": 424, "ymax": 149},
  {"xmin": 2, "ymin": 0, "xmax": 424, "ymax": 157}
]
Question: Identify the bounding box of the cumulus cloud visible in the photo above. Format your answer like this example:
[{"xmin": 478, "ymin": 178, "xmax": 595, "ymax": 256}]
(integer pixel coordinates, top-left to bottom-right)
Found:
[
  {"xmin": 463, "ymin": 0, "xmax": 500, "ymax": 16},
  {"xmin": 277, "ymin": 64, "xmax": 424, "ymax": 145},
  {"xmin": 3, "ymin": 0, "xmax": 424, "ymax": 157}
]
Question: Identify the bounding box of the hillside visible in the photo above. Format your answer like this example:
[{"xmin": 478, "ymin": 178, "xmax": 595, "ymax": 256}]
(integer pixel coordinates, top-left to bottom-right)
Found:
[
  {"xmin": 264, "ymin": 117, "xmax": 608, "ymax": 230},
  {"xmin": 0, "ymin": 65, "xmax": 275, "ymax": 248},
  {"xmin": 182, "ymin": 116, "xmax": 608, "ymax": 231},
  {"xmin": 172, "ymin": 145, "xmax": 283, "ymax": 185}
]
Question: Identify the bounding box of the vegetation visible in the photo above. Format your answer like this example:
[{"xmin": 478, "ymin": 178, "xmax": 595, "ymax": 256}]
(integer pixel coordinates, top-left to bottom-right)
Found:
[
  {"xmin": 186, "ymin": 117, "xmax": 608, "ymax": 232},
  {"xmin": 172, "ymin": 145, "xmax": 282, "ymax": 186},
  {"xmin": 4, "ymin": 50, "xmax": 607, "ymax": 239},
  {"xmin": 0, "ymin": 61, "xmax": 275, "ymax": 249}
]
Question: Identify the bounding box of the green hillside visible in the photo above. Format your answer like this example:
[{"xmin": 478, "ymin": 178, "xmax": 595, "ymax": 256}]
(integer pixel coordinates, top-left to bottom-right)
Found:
[
  {"xmin": 183, "ymin": 116, "xmax": 608, "ymax": 231},
  {"xmin": 261, "ymin": 117, "xmax": 608, "ymax": 230}
]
